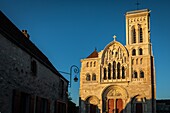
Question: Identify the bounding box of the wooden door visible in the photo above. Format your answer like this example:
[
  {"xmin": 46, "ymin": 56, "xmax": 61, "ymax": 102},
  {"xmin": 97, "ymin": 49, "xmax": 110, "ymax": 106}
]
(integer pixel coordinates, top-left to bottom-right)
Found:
[
  {"xmin": 108, "ymin": 99, "xmax": 114, "ymax": 113},
  {"xmin": 116, "ymin": 99, "xmax": 123, "ymax": 113}
]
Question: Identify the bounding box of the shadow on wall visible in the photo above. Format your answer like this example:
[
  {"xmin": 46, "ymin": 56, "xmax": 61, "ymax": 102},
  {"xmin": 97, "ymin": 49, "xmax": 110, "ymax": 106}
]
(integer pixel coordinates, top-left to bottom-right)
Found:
[{"xmin": 79, "ymin": 97, "xmax": 156, "ymax": 113}]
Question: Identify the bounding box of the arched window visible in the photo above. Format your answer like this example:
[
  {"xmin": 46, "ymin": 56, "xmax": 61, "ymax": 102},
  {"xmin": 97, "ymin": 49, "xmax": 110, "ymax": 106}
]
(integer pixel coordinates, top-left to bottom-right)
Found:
[
  {"xmin": 136, "ymin": 59, "xmax": 138, "ymax": 65},
  {"xmin": 93, "ymin": 61, "xmax": 96, "ymax": 67},
  {"xmin": 139, "ymin": 48, "xmax": 143, "ymax": 55},
  {"xmin": 122, "ymin": 66, "xmax": 125, "ymax": 79},
  {"xmin": 117, "ymin": 62, "xmax": 120, "ymax": 79},
  {"xmin": 104, "ymin": 68, "xmax": 107, "ymax": 80},
  {"xmin": 133, "ymin": 71, "xmax": 138, "ymax": 78},
  {"xmin": 139, "ymin": 28, "xmax": 143, "ymax": 43},
  {"xmin": 113, "ymin": 61, "xmax": 116, "ymax": 79},
  {"xmin": 140, "ymin": 71, "xmax": 144, "ymax": 78},
  {"xmin": 86, "ymin": 73, "xmax": 90, "ymax": 81},
  {"xmin": 92, "ymin": 73, "xmax": 96, "ymax": 81},
  {"xmin": 108, "ymin": 63, "xmax": 111, "ymax": 79},
  {"xmin": 140, "ymin": 58, "xmax": 143, "ymax": 64},
  {"xmin": 90, "ymin": 62, "xmax": 92, "ymax": 67},
  {"xmin": 132, "ymin": 28, "xmax": 136, "ymax": 43},
  {"xmin": 86, "ymin": 62, "xmax": 89, "ymax": 67},
  {"xmin": 132, "ymin": 49, "xmax": 136, "ymax": 56}
]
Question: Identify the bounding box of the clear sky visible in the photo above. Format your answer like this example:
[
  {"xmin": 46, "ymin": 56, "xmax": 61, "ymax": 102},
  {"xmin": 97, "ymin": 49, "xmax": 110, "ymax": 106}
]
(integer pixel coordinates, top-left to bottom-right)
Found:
[{"xmin": 1, "ymin": 0, "xmax": 170, "ymax": 105}]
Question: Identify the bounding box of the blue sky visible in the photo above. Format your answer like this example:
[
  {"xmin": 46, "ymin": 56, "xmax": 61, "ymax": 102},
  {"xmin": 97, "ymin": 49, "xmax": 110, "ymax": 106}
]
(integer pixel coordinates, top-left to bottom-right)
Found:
[{"xmin": 1, "ymin": 0, "xmax": 170, "ymax": 105}]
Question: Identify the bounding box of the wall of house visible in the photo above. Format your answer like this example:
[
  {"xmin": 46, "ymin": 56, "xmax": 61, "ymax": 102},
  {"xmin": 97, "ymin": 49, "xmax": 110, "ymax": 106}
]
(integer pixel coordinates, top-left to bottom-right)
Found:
[{"xmin": 0, "ymin": 34, "xmax": 68, "ymax": 113}]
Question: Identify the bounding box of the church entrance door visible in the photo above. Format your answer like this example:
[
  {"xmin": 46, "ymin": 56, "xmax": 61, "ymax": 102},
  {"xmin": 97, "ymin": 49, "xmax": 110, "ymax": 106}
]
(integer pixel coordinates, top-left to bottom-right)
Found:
[
  {"xmin": 116, "ymin": 99, "xmax": 123, "ymax": 113},
  {"xmin": 108, "ymin": 99, "xmax": 114, "ymax": 113},
  {"xmin": 108, "ymin": 99, "xmax": 123, "ymax": 113}
]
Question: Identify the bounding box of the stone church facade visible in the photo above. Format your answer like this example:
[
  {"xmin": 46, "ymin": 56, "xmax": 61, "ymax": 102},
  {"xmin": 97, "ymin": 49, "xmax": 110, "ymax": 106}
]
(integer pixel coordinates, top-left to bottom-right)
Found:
[{"xmin": 79, "ymin": 9, "xmax": 156, "ymax": 113}]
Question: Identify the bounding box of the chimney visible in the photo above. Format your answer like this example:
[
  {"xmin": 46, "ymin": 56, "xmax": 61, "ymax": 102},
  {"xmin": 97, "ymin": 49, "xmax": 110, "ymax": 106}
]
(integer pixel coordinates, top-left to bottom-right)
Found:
[{"xmin": 22, "ymin": 30, "xmax": 30, "ymax": 39}]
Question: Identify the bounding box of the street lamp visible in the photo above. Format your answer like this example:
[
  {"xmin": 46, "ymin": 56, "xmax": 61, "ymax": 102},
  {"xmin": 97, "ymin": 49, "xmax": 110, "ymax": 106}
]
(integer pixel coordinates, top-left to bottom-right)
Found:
[{"xmin": 59, "ymin": 65, "xmax": 79, "ymax": 87}]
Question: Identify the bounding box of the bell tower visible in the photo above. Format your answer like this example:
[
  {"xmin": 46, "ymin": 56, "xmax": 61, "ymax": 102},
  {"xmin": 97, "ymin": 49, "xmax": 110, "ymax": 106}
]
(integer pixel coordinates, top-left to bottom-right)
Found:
[{"xmin": 125, "ymin": 9, "xmax": 152, "ymax": 55}]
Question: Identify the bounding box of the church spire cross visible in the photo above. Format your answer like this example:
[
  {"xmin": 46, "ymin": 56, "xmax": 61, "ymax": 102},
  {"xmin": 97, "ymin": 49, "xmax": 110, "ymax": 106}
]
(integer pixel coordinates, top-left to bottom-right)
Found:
[{"xmin": 113, "ymin": 35, "xmax": 116, "ymax": 41}]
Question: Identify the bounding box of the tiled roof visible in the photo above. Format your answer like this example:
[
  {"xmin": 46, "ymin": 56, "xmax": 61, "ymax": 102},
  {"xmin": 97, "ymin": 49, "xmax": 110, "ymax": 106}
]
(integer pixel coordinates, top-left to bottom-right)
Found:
[
  {"xmin": 0, "ymin": 11, "xmax": 68, "ymax": 82},
  {"xmin": 87, "ymin": 49, "xmax": 98, "ymax": 58}
]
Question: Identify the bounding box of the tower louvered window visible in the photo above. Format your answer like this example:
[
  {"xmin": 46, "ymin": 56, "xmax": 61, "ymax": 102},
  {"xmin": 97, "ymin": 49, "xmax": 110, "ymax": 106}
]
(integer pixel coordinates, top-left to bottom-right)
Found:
[
  {"xmin": 133, "ymin": 28, "xmax": 136, "ymax": 43},
  {"xmin": 139, "ymin": 28, "xmax": 143, "ymax": 43}
]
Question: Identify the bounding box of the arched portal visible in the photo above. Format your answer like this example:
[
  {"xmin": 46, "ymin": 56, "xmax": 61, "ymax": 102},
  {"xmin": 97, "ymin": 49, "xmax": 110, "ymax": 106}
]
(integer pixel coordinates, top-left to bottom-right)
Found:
[
  {"xmin": 102, "ymin": 86, "xmax": 128, "ymax": 113},
  {"xmin": 85, "ymin": 96, "xmax": 100, "ymax": 113}
]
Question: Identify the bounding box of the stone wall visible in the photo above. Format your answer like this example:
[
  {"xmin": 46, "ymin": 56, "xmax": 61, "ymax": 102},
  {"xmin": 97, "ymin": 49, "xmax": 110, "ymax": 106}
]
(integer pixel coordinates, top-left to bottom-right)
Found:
[{"xmin": 0, "ymin": 34, "xmax": 68, "ymax": 113}]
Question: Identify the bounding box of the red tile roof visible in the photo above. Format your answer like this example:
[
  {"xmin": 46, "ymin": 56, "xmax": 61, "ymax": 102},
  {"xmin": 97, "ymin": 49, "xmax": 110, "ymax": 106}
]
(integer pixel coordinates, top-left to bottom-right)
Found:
[{"xmin": 87, "ymin": 49, "xmax": 98, "ymax": 58}]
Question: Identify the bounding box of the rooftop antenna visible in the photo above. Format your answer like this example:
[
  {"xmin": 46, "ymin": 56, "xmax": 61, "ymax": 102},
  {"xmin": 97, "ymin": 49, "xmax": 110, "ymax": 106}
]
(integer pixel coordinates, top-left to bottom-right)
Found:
[{"xmin": 136, "ymin": 0, "xmax": 140, "ymax": 10}]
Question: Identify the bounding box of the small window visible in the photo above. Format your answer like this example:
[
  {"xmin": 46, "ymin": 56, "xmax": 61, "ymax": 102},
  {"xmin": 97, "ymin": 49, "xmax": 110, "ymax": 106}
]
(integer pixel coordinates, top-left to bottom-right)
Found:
[
  {"xmin": 136, "ymin": 59, "xmax": 138, "ymax": 65},
  {"xmin": 92, "ymin": 74, "xmax": 96, "ymax": 81},
  {"xmin": 90, "ymin": 62, "xmax": 92, "ymax": 67},
  {"xmin": 86, "ymin": 62, "xmax": 89, "ymax": 67},
  {"xmin": 31, "ymin": 60, "xmax": 37, "ymax": 75},
  {"xmin": 59, "ymin": 80, "xmax": 64, "ymax": 98},
  {"xmin": 140, "ymin": 58, "xmax": 143, "ymax": 64},
  {"xmin": 139, "ymin": 48, "xmax": 143, "ymax": 55},
  {"xmin": 86, "ymin": 74, "xmax": 90, "ymax": 81},
  {"xmin": 132, "ymin": 49, "xmax": 136, "ymax": 56},
  {"xmin": 94, "ymin": 61, "xmax": 96, "ymax": 67},
  {"xmin": 140, "ymin": 71, "xmax": 144, "ymax": 78},
  {"xmin": 133, "ymin": 71, "xmax": 138, "ymax": 78}
]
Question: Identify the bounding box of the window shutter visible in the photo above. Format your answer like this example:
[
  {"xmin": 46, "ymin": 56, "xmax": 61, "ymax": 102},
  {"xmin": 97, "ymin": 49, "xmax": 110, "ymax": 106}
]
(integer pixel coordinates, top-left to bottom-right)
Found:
[
  {"xmin": 36, "ymin": 96, "xmax": 41, "ymax": 113},
  {"xmin": 12, "ymin": 89, "xmax": 21, "ymax": 113},
  {"xmin": 47, "ymin": 100, "xmax": 50, "ymax": 113},
  {"xmin": 30, "ymin": 95, "xmax": 35, "ymax": 113}
]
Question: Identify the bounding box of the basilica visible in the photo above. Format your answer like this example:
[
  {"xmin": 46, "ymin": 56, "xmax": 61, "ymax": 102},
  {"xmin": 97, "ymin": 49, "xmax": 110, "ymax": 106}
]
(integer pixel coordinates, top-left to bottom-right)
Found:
[{"xmin": 79, "ymin": 9, "xmax": 156, "ymax": 113}]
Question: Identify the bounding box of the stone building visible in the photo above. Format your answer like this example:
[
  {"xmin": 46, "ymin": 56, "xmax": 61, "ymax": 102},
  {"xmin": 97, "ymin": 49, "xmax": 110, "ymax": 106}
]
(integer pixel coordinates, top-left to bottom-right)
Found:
[
  {"xmin": 79, "ymin": 9, "xmax": 156, "ymax": 113},
  {"xmin": 0, "ymin": 11, "xmax": 68, "ymax": 113}
]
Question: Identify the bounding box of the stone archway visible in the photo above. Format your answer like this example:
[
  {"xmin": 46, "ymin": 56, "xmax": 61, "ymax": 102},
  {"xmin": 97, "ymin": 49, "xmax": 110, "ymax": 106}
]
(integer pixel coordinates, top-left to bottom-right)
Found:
[
  {"xmin": 102, "ymin": 85, "xmax": 128, "ymax": 113},
  {"xmin": 85, "ymin": 96, "xmax": 100, "ymax": 113}
]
